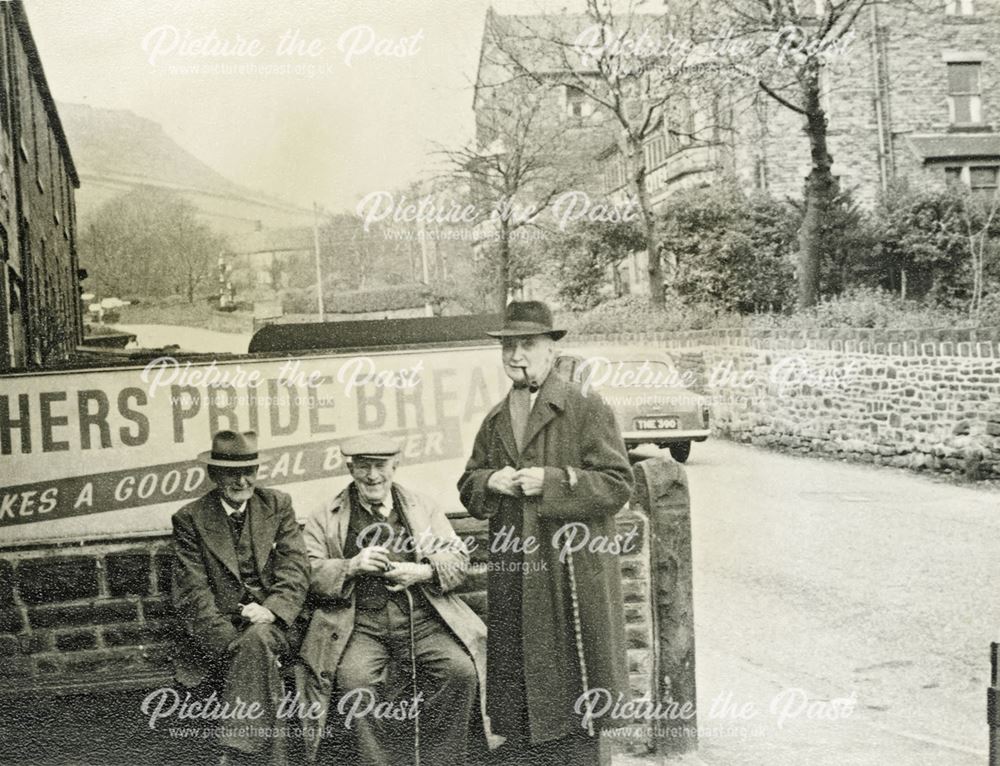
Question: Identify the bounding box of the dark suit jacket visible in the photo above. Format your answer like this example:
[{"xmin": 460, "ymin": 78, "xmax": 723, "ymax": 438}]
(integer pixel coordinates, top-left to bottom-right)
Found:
[{"xmin": 171, "ymin": 486, "xmax": 309, "ymax": 686}]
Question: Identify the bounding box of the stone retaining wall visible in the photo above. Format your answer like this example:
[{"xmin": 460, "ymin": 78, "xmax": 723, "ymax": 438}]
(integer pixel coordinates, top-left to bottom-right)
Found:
[{"xmin": 574, "ymin": 327, "xmax": 1000, "ymax": 478}]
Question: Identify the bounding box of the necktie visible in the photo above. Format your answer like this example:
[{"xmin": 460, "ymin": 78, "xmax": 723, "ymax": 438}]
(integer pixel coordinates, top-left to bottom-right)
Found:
[
  {"xmin": 228, "ymin": 510, "xmax": 246, "ymax": 539},
  {"xmin": 509, "ymin": 386, "xmax": 531, "ymax": 452}
]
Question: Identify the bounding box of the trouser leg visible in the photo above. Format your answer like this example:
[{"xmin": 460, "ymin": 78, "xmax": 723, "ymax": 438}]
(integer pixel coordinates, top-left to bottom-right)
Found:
[
  {"xmin": 409, "ymin": 606, "xmax": 478, "ymax": 766},
  {"xmin": 335, "ymin": 609, "xmax": 395, "ymax": 766},
  {"xmin": 220, "ymin": 622, "xmax": 291, "ymax": 761}
]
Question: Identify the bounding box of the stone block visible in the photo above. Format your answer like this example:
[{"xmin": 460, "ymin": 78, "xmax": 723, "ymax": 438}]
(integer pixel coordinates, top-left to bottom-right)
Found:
[
  {"xmin": 102, "ymin": 624, "xmax": 154, "ymax": 647},
  {"xmin": 34, "ymin": 656, "xmax": 62, "ymax": 674},
  {"xmin": 55, "ymin": 629, "xmax": 99, "ymax": 652},
  {"xmin": 105, "ymin": 552, "xmax": 152, "ymax": 598},
  {"xmin": 28, "ymin": 601, "xmax": 139, "ymax": 629},
  {"xmin": 60, "ymin": 649, "xmax": 139, "ymax": 677},
  {"xmin": 153, "ymin": 553, "xmax": 174, "ymax": 595},
  {"xmin": 626, "ymin": 625, "xmax": 650, "ymax": 649},
  {"xmin": 0, "ymin": 634, "xmax": 20, "ymax": 656},
  {"xmin": 18, "ymin": 631, "xmax": 53, "ymax": 654},
  {"xmin": 142, "ymin": 597, "xmax": 173, "ymax": 621},
  {"xmin": 0, "ymin": 560, "xmax": 14, "ymax": 605},
  {"xmin": 17, "ymin": 556, "xmax": 99, "ymax": 604},
  {"xmin": 0, "ymin": 607, "xmax": 24, "ymax": 634}
]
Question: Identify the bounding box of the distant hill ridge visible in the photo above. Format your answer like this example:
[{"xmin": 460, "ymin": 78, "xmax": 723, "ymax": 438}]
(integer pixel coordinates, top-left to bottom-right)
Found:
[
  {"xmin": 56, "ymin": 102, "xmax": 312, "ymax": 233},
  {"xmin": 57, "ymin": 101, "xmax": 307, "ymax": 211},
  {"xmin": 57, "ymin": 102, "xmax": 242, "ymax": 193}
]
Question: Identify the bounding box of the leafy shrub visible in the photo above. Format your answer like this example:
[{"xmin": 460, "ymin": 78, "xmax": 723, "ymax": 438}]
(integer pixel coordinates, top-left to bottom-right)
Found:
[
  {"xmin": 543, "ymin": 219, "xmax": 646, "ymax": 310},
  {"xmin": 565, "ymin": 288, "xmax": 979, "ymax": 334},
  {"xmin": 866, "ymin": 182, "xmax": 971, "ymax": 306},
  {"xmin": 561, "ymin": 295, "xmax": 736, "ymax": 334},
  {"xmin": 785, "ymin": 287, "xmax": 964, "ymax": 329},
  {"xmin": 659, "ymin": 183, "xmax": 798, "ymax": 313}
]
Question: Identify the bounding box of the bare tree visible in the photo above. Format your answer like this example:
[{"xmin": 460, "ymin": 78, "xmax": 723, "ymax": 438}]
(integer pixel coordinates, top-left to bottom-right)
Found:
[
  {"xmin": 78, "ymin": 185, "xmax": 227, "ymax": 303},
  {"xmin": 442, "ymin": 77, "xmax": 586, "ymax": 311},
  {"xmin": 710, "ymin": 0, "xmax": 932, "ymax": 306},
  {"xmin": 479, "ymin": 2, "xmax": 723, "ymax": 307}
]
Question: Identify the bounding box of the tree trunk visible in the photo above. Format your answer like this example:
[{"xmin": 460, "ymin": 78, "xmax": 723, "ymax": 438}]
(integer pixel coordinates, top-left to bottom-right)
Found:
[
  {"xmin": 612, "ymin": 259, "xmax": 623, "ymax": 297},
  {"xmin": 496, "ymin": 220, "xmax": 511, "ymax": 312},
  {"xmin": 627, "ymin": 136, "xmax": 665, "ymax": 308},
  {"xmin": 797, "ymin": 66, "xmax": 837, "ymax": 309}
]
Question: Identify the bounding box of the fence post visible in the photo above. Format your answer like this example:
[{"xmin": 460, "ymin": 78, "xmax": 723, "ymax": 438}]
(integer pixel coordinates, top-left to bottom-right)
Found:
[{"xmin": 632, "ymin": 457, "xmax": 698, "ymax": 755}]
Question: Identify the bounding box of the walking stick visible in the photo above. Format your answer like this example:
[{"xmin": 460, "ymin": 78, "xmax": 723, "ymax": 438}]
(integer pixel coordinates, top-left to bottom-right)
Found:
[
  {"xmin": 990, "ymin": 642, "xmax": 1000, "ymax": 766},
  {"xmin": 566, "ymin": 549, "xmax": 595, "ymax": 737},
  {"xmin": 406, "ymin": 588, "xmax": 421, "ymax": 766}
]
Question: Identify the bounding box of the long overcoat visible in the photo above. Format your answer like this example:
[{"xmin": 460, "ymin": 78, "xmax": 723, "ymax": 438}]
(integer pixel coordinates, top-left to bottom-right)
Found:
[
  {"xmin": 457, "ymin": 371, "xmax": 634, "ymax": 745},
  {"xmin": 297, "ymin": 482, "xmax": 493, "ymax": 762}
]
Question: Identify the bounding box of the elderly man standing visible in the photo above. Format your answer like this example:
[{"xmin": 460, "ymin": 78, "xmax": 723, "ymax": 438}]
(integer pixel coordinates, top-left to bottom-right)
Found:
[
  {"xmin": 298, "ymin": 434, "xmax": 490, "ymax": 766},
  {"xmin": 171, "ymin": 430, "xmax": 310, "ymax": 766},
  {"xmin": 458, "ymin": 300, "xmax": 634, "ymax": 766}
]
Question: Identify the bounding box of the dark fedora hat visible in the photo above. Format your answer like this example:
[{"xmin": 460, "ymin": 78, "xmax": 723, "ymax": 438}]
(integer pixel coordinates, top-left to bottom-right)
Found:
[
  {"xmin": 486, "ymin": 300, "xmax": 566, "ymax": 340},
  {"xmin": 197, "ymin": 430, "xmax": 261, "ymax": 468}
]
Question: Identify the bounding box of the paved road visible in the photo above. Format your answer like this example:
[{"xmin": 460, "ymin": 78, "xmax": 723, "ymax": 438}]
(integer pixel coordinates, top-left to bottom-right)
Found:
[{"xmin": 677, "ymin": 439, "xmax": 1000, "ymax": 765}]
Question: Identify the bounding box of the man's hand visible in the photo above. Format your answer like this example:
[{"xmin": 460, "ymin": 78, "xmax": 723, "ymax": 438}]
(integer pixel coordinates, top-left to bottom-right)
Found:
[
  {"xmin": 488, "ymin": 466, "xmax": 520, "ymax": 496},
  {"xmin": 240, "ymin": 603, "xmax": 276, "ymax": 625},
  {"xmin": 383, "ymin": 561, "xmax": 434, "ymax": 592},
  {"xmin": 347, "ymin": 545, "xmax": 392, "ymax": 577},
  {"xmin": 513, "ymin": 467, "xmax": 545, "ymax": 496}
]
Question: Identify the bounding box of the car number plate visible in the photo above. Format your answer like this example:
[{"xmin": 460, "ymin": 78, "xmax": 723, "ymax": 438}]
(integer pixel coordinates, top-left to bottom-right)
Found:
[{"xmin": 634, "ymin": 416, "xmax": 678, "ymax": 430}]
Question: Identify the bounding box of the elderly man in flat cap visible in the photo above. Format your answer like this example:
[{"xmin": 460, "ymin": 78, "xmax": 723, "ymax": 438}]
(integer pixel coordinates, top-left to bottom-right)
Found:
[
  {"xmin": 171, "ymin": 430, "xmax": 310, "ymax": 766},
  {"xmin": 298, "ymin": 434, "xmax": 490, "ymax": 766},
  {"xmin": 458, "ymin": 300, "xmax": 634, "ymax": 766}
]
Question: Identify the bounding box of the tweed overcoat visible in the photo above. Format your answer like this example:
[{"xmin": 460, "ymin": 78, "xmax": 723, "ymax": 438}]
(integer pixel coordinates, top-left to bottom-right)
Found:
[{"xmin": 297, "ymin": 482, "xmax": 493, "ymax": 761}]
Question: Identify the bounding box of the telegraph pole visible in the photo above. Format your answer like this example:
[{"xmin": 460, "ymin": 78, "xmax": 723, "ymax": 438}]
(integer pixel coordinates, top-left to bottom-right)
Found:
[{"xmin": 313, "ymin": 202, "xmax": 325, "ymax": 321}]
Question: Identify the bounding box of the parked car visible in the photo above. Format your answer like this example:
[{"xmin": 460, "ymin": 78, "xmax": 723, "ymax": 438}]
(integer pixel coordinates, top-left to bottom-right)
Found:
[{"xmin": 555, "ymin": 346, "xmax": 710, "ymax": 463}]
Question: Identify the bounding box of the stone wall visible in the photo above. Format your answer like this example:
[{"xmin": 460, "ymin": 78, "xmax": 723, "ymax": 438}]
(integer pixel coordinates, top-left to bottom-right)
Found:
[
  {"xmin": 576, "ymin": 327, "xmax": 1000, "ymax": 478},
  {"xmin": 0, "ymin": 537, "xmax": 178, "ymax": 694}
]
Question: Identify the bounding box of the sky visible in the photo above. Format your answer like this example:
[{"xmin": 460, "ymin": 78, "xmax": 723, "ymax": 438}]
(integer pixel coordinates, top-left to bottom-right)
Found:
[{"xmin": 24, "ymin": 0, "xmax": 580, "ymax": 214}]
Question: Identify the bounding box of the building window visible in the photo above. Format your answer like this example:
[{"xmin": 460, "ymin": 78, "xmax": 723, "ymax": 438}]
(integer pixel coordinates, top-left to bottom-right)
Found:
[
  {"xmin": 644, "ymin": 135, "xmax": 666, "ymax": 170},
  {"xmin": 603, "ymin": 155, "xmax": 625, "ymax": 192},
  {"xmin": 945, "ymin": 0, "xmax": 974, "ymax": 15},
  {"xmin": 566, "ymin": 87, "xmax": 592, "ymax": 119},
  {"xmin": 970, "ymin": 165, "xmax": 998, "ymax": 200},
  {"xmin": 754, "ymin": 158, "xmax": 769, "ymax": 190},
  {"xmin": 947, "ymin": 62, "xmax": 982, "ymax": 124},
  {"xmin": 944, "ymin": 166, "xmax": 964, "ymax": 185},
  {"xmin": 667, "ymin": 125, "xmax": 679, "ymax": 154}
]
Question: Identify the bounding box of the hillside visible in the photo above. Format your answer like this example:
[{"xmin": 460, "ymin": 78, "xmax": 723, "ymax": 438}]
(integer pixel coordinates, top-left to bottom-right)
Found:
[
  {"xmin": 57, "ymin": 102, "xmax": 242, "ymax": 195},
  {"xmin": 56, "ymin": 102, "xmax": 312, "ymax": 235}
]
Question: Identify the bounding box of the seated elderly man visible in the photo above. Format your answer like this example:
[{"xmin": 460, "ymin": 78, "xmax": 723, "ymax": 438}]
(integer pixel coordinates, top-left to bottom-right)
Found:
[
  {"xmin": 171, "ymin": 430, "xmax": 310, "ymax": 766},
  {"xmin": 297, "ymin": 434, "xmax": 489, "ymax": 766}
]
